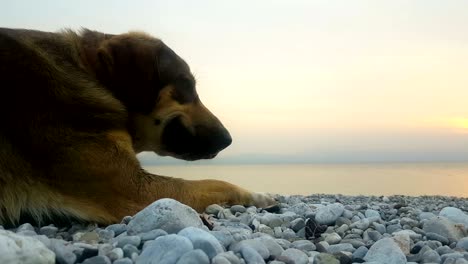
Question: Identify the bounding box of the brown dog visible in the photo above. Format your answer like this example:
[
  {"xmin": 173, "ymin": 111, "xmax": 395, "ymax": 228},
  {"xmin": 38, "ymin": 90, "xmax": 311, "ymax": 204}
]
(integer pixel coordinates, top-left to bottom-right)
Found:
[{"xmin": 0, "ymin": 28, "xmax": 274, "ymax": 226}]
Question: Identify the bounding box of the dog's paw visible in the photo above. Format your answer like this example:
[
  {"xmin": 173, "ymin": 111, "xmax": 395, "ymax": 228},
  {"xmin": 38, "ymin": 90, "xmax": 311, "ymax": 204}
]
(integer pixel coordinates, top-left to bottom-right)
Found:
[{"xmin": 251, "ymin": 192, "xmax": 277, "ymax": 209}]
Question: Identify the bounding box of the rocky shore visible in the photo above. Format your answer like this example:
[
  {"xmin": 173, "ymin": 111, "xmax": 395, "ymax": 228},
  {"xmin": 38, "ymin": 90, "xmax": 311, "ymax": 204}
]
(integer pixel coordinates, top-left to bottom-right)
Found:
[{"xmin": 1, "ymin": 194, "xmax": 468, "ymax": 264}]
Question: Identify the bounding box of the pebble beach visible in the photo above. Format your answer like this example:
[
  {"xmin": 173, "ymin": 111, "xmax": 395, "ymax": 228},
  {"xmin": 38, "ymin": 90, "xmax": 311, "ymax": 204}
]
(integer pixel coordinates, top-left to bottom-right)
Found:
[{"xmin": 1, "ymin": 194, "xmax": 468, "ymax": 264}]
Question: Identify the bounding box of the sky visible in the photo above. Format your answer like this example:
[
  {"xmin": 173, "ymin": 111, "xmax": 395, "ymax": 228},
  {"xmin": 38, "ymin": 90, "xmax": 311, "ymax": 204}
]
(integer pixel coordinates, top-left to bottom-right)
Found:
[{"xmin": 2, "ymin": 0, "xmax": 468, "ymax": 164}]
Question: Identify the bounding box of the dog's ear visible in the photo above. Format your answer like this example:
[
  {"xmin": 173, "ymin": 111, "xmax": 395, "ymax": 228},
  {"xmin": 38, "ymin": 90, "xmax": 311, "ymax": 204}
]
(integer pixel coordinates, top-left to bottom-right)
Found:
[{"xmin": 97, "ymin": 46, "xmax": 113, "ymax": 75}]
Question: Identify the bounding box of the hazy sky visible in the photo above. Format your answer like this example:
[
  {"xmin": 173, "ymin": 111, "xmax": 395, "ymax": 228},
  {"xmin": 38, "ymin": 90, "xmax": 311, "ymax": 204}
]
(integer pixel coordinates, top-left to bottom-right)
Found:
[{"xmin": 2, "ymin": 0, "xmax": 468, "ymax": 163}]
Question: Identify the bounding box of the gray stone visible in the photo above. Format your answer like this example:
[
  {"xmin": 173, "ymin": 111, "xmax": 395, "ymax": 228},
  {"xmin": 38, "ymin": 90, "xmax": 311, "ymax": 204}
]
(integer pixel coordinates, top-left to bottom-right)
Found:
[
  {"xmin": 327, "ymin": 243, "xmax": 355, "ymax": 254},
  {"xmin": 350, "ymin": 218, "xmax": 370, "ymax": 230},
  {"xmin": 280, "ymin": 248, "xmax": 308, "ymax": 264},
  {"xmin": 40, "ymin": 226, "xmax": 58, "ymax": 238},
  {"xmin": 275, "ymin": 239, "xmax": 291, "ymax": 249},
  {"xmin": 178, "ymin": 227, "xmax": 224, "ymax": 259},
  {"xmin": 229, "ymin": 239, "xmax": 269, "ymax": 259},
  {"xmin": 373, "ymin": 223, "xmax": 386, "ymax": 235},
  {"xmin": 426, "ymin": 232, "xmax": 450, "ymax": 245},
  {"xmin": 81, "ymin": 256, "xmax": 112, "ymax": 264},
  {"xmin": 315, "ymin": 203, "xmax": 345, "ymax": 225},
  {"xmin": 281, "ymin": 228, "xmax": 296, "ymax": 240},
  {"xmin": 365, "ymin": 209, "xmax": 381, "ymax": 219},
  {"xmin": 116, "ymin": 235, "xmax": 141, "ymax": 248},
  {"xmin": 419, "ymin": 212, "xmax": 437, "ymax": 221},
  {"xmin": 421, "ymin": 250, "xmax": 441, "ymax": 263},
  {"xmin": 364, "ymin": 238, "xmax": 407, "ymax": 264},
  {"xmin": 230, "ymin": 205, "xmax": 247, "ymax": 214},
  {"xmin": 259, "ymin": 213, "xmax": 283, "ymax": 228},
  {"xmin": 290, "ymin": 218, "xmax": 305, "ymax": 232},
  {"xmin": 291, "ymin": 239, "xmax": 316, "ymax": 251},
  {"xmin": 387, "ymin": 224, "xmax": 403, "ymax": 234},
  {"xmin": 206, "ymin": 204, "xmax": 224, "ymax": 215},
  {"xmin": 0, "ymin": 230, "xmax": 55, "ymax": 264},
  {"xmin": 16, "ymin": 223, "xmax": 35, "ymax": 232},
  {"xmin": 352, "ymin": 246, "xmax": 368, "ymax": 259},
  {"xmin": 107, "ymin": 248, "xmax": 124, "ymax": 262},
  {"xmin": 122, "ymin": 244, "xmax": 139, "ymax": 259},
  {"xmin": 392, "ymin": 233, "xmax": 411, "ymax": 255},
  {"xmin": 211, "ymin": 230, "xmax": 235, "ymax": 248},
  {"xmin": 367, "ymin": 230, "xmax": 383, "ymax": 242},
  {"xmin": 254, "ymin": 236, "xmax": 284, "ymax": 258},
  {"xmin": 211, "ymin": 256, "xmax": 231, "ymax": 264},
  {"xmin": 136, "ymin": 234, "xmax": 193, "ymax": 264},
  {"xmin": 113, "ymin": 258, "xmax": 133, "ymax": 264},
  {"xmin": 138, "ymin": 229, "xmax": 168, "ymax": 242},
  {"xmin": 324, "ymin": 232, "xmax": 341, "ymax": 245},
  {"xmin": 439, "ymin": 207, "xmax": 468, "ymax": 227},
  {"xmin": 175, "ymin": 249, "xmax": 210, "ymax": 264},
  {"xmin": 336, "ymin": 217, "xmax": 352, "ymax": 226},
  {"xmin": 97, "ymin": 229, "xmax": 114, "ymax": 242},
  {"xmin": 128, "ymin": 198, "xmax": 204, "ymax": 235},
  {"xmin": 241, "ymin": 246, "xmax": 265, "ymax": 264},
  {"xmin": 423, "ymin": 217, "xmax": 465, "ymax": 242},
  {"xmin": 105, "ymin": 224, "xmax": 127, "ymax": 236},
  {"xmin": 213, "ymin": 252, "xmax": 241, "ymax": 264},
  {"xmin": 456, "ymin": 237, "xmax": 468, "ymax": 250},
  {"xmin": 48, "ymin": 239, "xmax": 76, "ymax": 264},
  {"xmin": 314, "ymin": 253, "xmax": 340, "ymax": 264}
]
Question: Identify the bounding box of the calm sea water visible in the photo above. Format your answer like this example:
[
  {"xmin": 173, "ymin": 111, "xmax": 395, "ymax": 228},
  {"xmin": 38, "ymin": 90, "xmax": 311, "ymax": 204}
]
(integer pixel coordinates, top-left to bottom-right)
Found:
[{"xmin": 144, "ymin": 163, "xmax": 468, "ymax": 198}]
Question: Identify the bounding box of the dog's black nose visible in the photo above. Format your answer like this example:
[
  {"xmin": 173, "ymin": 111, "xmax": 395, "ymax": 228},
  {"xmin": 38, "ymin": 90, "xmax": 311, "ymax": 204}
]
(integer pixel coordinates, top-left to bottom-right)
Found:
[{"xmin": 213, "ymin": 130, "xmax": 232, "ymax": 151}]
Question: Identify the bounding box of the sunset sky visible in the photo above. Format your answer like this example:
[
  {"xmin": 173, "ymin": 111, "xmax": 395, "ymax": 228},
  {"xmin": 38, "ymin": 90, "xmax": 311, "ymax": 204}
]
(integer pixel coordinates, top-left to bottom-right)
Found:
[{"xmin": 2, "ymin": 0, "xmax": 468, "ymax": 163}]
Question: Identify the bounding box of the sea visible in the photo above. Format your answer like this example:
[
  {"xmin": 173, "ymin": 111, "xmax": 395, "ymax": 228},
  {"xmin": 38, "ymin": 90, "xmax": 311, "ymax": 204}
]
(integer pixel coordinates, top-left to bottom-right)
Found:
[{"xmin": 144, "ymin": 162, "xmax": 468, "ymax": 198}]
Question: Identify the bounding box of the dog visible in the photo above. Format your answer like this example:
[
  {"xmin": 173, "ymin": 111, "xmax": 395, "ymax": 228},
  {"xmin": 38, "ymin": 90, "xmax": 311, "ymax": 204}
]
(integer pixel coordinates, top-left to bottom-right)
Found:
[{"xmin": 0, "ymin": 28, "xmax": 274, "ymax": 226}]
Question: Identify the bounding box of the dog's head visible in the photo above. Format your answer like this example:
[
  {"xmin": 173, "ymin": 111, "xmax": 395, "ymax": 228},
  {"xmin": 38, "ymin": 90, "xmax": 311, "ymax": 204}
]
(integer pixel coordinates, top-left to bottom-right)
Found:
[{"xmin": 95, "ymin": 32, "xmax": 231, "ymax": 160}]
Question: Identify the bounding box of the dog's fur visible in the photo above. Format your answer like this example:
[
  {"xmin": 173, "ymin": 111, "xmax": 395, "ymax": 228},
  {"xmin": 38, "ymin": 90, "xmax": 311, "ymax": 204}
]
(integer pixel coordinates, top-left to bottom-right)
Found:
[{"xmin": 0, "ymin": 28, "xmax": 274, "ymax": 226}]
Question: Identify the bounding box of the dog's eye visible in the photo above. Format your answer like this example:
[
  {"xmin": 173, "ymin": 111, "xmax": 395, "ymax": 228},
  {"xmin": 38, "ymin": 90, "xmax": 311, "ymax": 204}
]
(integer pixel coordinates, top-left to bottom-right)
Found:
[{"xmin": 154, "ymin": 119, "xmax": 161, "ymax": 125}]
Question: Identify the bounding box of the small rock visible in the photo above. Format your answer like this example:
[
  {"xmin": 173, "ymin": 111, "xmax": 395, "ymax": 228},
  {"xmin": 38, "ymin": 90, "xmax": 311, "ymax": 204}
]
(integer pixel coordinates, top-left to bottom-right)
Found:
[
  {"xmin": 352, "ymin": 246, "xmax": 368, "ymax": 260},
  {"xmin": 0, "ymin": 230, "xmax": 55, "ymax": 264},
  {"xmin": 122, "ymin": 244, "xmax": 139, "ymax": 259},
  {"xmin": 137, "ymin": 229, "xmax": 168, "ymax": 242},
  {"xmin": 105, "ymin": 224, "xmax": 127, "ymax": 237},
  {"xmin": 426, "ymin": 232, "xmax": 449, "ymax": 245},
  {"xmin": 291, "ymin": 240, "xmax": 316, "ymax": 252},
  {"xmin": 364, "ymin": 238, "xmax": 406, "ymax": 264},
  {"xmin": 241, "ymin": 246, "xmax": 265, "ymax": 264},
  {"xmin": 314, "ymin": 253, "xmax": 340, "ymax": 264},
  {"xmin": 229, "ymin": 239, "xmax": 269, "ymax": 259},
  {"xmin": 128, "ymin": 199, "xmax": 203, "ymax": 235},
  {"xmin": 315, "ymin": 203, "xmax": 345, "ymax": 225},
  {"xmin": 392, "ymin": 233, "xmax": 411, "ymax": 255},
  {"xmin": 113, "ymin": 258, "xmax": 133, "ymax": 264},
  {"xmin": 423, "ymin": 217, "xmax": 465, "ymax": 242},
  {"xmin": 40, "ymin": 226, "xmax": 58, "ymax": 238},
  {"xmin": 456, "ymin": 237, "xmax": 468, "ymax": 250},
  {"xmin": 327, "ymin": 243, "xmax": 355, "ymax": 254},
  {"xmin": 421, "ymin": 250, "xmax": 441, "ymax": 263},
  {"xmin": 439, "ymin": 207, "xmax": 468, "ymax": 227},
  {"xmin": 178, "ymin": 227, "xmax": 224, "ymax": 259},
  {"xmin": 107, "ymin": 248, "xmax": 124, "ymax": 262},
  {"xmin": 81, "ymin": 256, "xmax": 112, "ymax": 264},
  {"xmin": 280, "ymin": 248, "xmax": 308, "ymax": 264},
  {"xmin": 115, "ymin": 235, "xmax": 141, "ymax": 248},
  {"xmin": 136, "ymin": 234, "xmax": 193, "ymax": 264},
  {"xmin": 290, "ymin": 218, "xmax": 305, "ymax": 232},
  {"xmin": 176, "ymin": 249, "xmax": 210, "ymax": 264},
  {"xmin": 230, "ymin": 205, "xmax": 247, "ymax": 214},
  {"xmin": 206, "ymin": 204, "xmax": 224, "ymax": 215},
  {"xmin": 324, "ymin": 232, "xmax": 342, "ymax": 245},
  {"xmin": 254, "ymin": 236, "xmax": 284, "ymax": 258}
]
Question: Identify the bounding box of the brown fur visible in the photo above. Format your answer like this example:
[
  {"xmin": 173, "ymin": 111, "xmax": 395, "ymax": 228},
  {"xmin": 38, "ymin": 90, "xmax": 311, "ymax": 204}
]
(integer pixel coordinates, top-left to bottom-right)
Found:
[{"xmin": 0, "ymin": 28, "xmax": 274, "ymax": 226}]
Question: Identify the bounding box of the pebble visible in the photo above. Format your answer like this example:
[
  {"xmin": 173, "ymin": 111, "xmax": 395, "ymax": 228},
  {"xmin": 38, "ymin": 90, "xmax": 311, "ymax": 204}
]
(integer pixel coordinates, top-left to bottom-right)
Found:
[
  {"xmin": 364, "ymin": 238, "xmax": 407, "ymax": 264},
  {"xmin": 241, "ymin": 246, "xmax": 265, "ymax": 264},
  {"xmin": 291, "ymin": 239, "xmax": 316, "ymax": 251},
  {"xmin": 127, "ymin": 199, "xmax": 204, "ymax": 235},
  {"xmin": 315, "ymin": 203, "xmax": 345, "ymax": 225},
  {"xmin": 280, "ymin": 248, "xmax": 309, "ymax": 264},
  {"xmin": 176, "ymin": 249, "xmax": 210, "ymax": 264},
  {"xmin": 178, "ymin": 227, "xmax": 224, "ymax": 258},
  {"xmin": 136, "ymin": 234, "xmax": 193, "ymax": 264},
  {"xmin": 0, "ymin": 230, "xmax": 55, "ymax": 264},
  {"xmin": 230, "ymin": 239, "xmax": 270, "ymax": 259},
  {"xmin": 439, "ymin": 207, "xmax": 468, "ymax": 226},
  {"xmin": 81, "ymin": 256, "xmax": 112, "ymax": 264}
]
